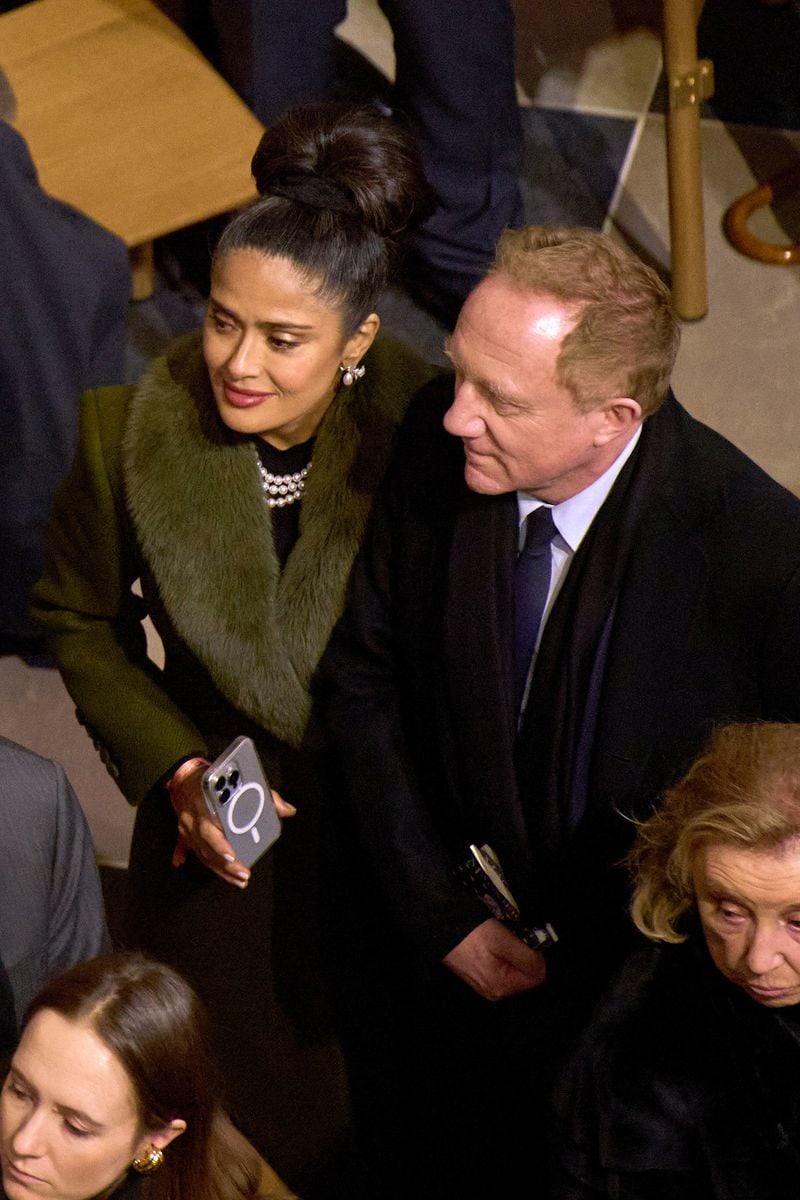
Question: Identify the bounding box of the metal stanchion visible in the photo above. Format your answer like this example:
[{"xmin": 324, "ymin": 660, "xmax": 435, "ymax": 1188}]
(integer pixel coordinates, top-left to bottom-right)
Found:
[{"xmin": 662, "ymin": 0, "xmax": 714, "ymax": 320}]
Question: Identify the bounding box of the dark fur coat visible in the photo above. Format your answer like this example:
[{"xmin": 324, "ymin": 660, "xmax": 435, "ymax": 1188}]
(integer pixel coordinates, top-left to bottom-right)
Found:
[{"xmin": 553, "ymin": 936, "xmax": 800, "ymax": 1199}]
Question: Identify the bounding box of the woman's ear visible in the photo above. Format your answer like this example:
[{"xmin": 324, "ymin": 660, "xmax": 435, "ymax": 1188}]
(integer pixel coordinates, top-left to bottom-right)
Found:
[
  {"xmin": 134, "ymin": 1117, "xmax": 187, "ymax": 1161},
  {"xmin": 153, "ymin": 1118, "xmax": 187, "ymax": 1150},
  {"xmin": 342, "ymin": 312, "xmax": 380, "ymax": 365}
]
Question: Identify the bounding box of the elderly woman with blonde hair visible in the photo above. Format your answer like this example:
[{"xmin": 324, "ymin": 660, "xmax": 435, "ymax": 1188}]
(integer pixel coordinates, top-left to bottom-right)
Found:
[{"xmin": 554, "ymin": 722, "xmax": 800, "ymax": 1200}]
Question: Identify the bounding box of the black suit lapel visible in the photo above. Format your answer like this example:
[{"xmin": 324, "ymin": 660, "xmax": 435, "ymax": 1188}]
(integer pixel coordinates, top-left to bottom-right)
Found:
[
  {"xmin": 591, "ymin": 394, "xmax": 714, "ymax": 817},
  {"xmin": 593, "ymin": 490, "xmax": 711, "ymax": 816},
  {"xmin": 513, "ymin": 418, "xmax": 652, "ymax": 885},
  {"xmin": 442, "ymin": 489, "xmax": 534, "ymax": 883}
]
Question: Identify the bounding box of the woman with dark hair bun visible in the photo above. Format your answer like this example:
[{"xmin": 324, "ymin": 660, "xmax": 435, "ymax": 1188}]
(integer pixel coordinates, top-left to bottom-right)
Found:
[
  {"xmin": 0, "ymin": 953, "xmax": 294, "ymax": 1200},
  {"xmin": 31, "ymin": 102, "xmax": 439, "ymax": 1192}
]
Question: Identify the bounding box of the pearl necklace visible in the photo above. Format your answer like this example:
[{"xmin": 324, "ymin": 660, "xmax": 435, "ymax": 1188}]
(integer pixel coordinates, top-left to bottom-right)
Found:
[{"xmin": 255, "ymin": 450, "xmax": 311, "ymax": 508}]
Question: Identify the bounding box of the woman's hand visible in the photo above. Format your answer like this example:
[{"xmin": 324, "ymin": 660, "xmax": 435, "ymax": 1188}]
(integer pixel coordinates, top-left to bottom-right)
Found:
[{"xmin": 166, "ymin": 758, "xmax": 295, "ymax": 887}]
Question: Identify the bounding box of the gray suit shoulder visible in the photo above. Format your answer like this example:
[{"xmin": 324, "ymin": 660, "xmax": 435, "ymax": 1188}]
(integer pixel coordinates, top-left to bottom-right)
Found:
[
  {"xmin": 0, "ymin": 735, "xmax": 69, "ymax": 808},
  {"xmin": 0, "ymin": 737, "xmax": 109, "ymax": 1023}
]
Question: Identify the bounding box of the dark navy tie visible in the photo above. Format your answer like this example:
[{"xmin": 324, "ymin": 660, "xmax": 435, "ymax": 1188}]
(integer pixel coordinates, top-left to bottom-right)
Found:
[{"xmin": 514, "ymin": 506, "xmax": 556, "ymax": 710}]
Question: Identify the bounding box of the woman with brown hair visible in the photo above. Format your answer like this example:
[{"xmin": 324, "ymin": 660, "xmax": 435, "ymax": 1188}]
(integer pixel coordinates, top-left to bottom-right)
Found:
[
  {"xmin": 0, "ymin": 953, "xmax": 292, "ymax": 1200},
  {"xmin": 31, "ymin": 102, "xmax": 437, "ymax": 1192},
  {"xmin": 554, "ymin": 722, "xmax": 800, "ymax": 1199}
]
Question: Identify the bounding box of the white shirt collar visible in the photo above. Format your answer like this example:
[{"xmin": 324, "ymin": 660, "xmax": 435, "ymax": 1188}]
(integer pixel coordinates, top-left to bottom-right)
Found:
[{"xmin": 517, "ymin": 425, "xmax": 642, "ymax": 551}]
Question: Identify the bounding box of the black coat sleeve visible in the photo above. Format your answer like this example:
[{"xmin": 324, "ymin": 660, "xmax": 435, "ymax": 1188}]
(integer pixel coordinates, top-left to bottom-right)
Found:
[{"xmin": 317, "ymin": 385, "xmax": 488, "ymax": 962}]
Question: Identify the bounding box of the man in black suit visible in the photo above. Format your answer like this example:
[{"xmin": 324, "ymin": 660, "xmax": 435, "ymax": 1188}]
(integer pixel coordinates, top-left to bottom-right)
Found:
[{"xmin": 320, "ymin": 227, "xmax": 800, "ymax": 1197}]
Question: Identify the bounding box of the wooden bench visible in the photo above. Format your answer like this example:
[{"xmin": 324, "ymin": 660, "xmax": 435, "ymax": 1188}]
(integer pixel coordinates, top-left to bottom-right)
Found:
[{"xmin": 0, "ymin": 0, "xmax": 264, "ymax": 298}]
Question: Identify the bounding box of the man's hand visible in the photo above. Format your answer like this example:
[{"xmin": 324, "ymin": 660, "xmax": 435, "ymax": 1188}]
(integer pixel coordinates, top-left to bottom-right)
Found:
[
  {"xmin": 167, "ymin": 759, "xmax": 295, "ymax": 887},
  {"xmin": 443, "ymin": 918, "xmax": 547, "ymax": 1001}
]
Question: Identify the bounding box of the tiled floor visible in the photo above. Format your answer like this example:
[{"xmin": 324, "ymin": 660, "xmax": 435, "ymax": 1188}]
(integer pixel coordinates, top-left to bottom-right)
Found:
[{"xmin": 4, "ymin": 0, "xmax": 800, "ymax": 866}]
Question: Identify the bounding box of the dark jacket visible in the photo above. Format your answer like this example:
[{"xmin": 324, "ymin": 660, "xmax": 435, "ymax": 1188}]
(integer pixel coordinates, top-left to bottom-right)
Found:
[
  {"xmin": 553, "ymin": 938, "xmax": 800, "ymax": 1199},
  {"xmin": 321, "ymin": 378, "xmax": 800, "ymax": 977},
  {"xmin": 317, "ymin": 382, "xmax": 800, "ymax": 1196}
]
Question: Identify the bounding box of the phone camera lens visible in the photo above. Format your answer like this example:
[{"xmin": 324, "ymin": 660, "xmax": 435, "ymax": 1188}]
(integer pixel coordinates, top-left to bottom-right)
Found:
[
  {"xmin": 214, "ymin": 777, "xmax": 226, "ymax": 793},
  {"xmin": 230, "ymin": 770, "xmax": 240, "ymax": 788},
  {"xmin": 220, "ymin": 787, "xmax": 231, "ymax": 803}
]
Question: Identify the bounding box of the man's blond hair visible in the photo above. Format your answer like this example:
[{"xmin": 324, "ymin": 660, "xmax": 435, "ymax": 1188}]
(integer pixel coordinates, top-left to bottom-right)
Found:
[{"xmin": 490, "ymin": 226, "xmax": 680, "ymax": 417}]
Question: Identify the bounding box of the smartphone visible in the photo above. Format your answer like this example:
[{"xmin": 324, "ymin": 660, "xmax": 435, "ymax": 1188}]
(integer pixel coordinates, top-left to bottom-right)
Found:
[{"xmin": 201, "ymin": 736, "xmax": 281, "ymax": 868}]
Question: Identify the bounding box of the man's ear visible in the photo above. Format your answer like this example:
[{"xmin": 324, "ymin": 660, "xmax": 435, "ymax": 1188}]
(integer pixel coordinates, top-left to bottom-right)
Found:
[{"xmin": 592, "ymin": 397, "xmax": 642, "ymax": 447}]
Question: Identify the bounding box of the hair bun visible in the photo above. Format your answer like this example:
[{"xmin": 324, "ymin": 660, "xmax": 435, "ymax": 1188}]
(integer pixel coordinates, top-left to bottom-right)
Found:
[
  {"xmin": 266, "ymin": 170, "xmax": 360, "ymax": 216},
  {"xmin": 251, "ymin": 102, "xmax": 434, "ymax": 242}
]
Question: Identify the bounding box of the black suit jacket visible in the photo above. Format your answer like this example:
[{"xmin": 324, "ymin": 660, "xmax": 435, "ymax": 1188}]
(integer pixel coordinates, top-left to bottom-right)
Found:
[{"xmin": 320, "ymin": 379, "xmax": 800, "ymax": 973}]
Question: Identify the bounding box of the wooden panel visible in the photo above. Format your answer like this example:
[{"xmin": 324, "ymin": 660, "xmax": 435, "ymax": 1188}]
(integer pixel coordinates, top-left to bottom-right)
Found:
[{"xmin": 0, "ymin": 0, "xmax": 263, "ymax": 245}]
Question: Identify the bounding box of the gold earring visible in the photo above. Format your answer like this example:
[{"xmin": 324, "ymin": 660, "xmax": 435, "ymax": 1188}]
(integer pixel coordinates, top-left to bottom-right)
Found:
[{"xmin": 132, "ymin": 1146, "xmax": 164, "ymax": 1174}]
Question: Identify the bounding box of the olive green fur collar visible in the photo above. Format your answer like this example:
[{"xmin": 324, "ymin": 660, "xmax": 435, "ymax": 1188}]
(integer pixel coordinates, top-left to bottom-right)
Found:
[{"xmin": 123, "ymin": 331, "xmax": 434, "ymax": 747}]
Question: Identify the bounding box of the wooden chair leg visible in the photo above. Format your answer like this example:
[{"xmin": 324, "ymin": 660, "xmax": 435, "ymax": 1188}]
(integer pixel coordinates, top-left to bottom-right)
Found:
[
  {"xmin": 130, "ymin": 241, "xmax": 155, "ymax": 301},
  {"xmin": 662, "ymin": 0, "xmax": 714, "ymax": 320},
  {"xmin": 724, "ymin": 163, "xmax": 800, "ymax": 265}
]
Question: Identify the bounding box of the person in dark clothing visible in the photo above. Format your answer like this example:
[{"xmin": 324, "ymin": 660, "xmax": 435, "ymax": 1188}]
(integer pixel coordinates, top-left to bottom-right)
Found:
[
  {"xmin": 319, "ymin": 226, "xmax": 800, "ymax": 1197},
  {"xmin": 0, "ymin": 81, "xmax": 130, "ymax": 653},
  {"xmin": 554, "ymin": 721, "xmax": 800, "ymax": 1200}
]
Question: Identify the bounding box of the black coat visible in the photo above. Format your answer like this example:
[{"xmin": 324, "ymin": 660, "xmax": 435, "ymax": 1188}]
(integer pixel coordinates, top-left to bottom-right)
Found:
[
  {"xmin": 322, "ymin": 378, "xmax": 800, "ymax": 977},
  {"xmin": 553, "ymin": 938, "xmax": 800, "ymax": 1200},
  {"xmin": 319, "ymin": 379, "xmax": 800, "ymax": 1196}
]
